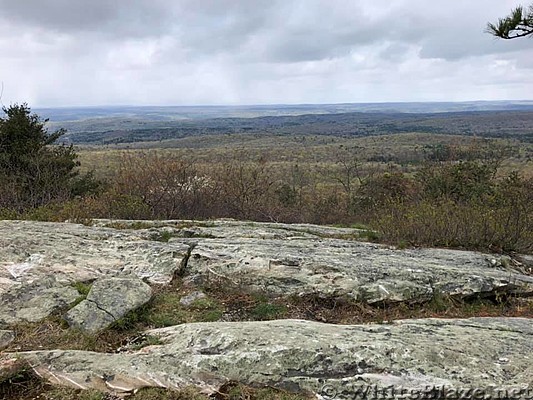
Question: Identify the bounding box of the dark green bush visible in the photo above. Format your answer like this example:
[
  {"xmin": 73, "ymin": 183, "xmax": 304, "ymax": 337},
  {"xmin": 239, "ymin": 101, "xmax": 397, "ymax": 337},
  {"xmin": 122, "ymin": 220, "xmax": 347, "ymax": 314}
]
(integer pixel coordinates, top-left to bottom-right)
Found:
[{"xmin": 0, "ymin": 104, "xmax": 100, "ymax": 211}]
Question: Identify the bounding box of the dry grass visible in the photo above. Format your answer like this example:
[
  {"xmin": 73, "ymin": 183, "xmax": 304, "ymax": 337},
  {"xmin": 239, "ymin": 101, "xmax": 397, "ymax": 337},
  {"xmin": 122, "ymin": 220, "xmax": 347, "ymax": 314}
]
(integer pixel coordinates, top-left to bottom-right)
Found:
[
  {"xmin": 5, "ymin": 317, "xmax": 136, "ymax": 353},
  {"xmin": 209, "ymin": 287, "xmax": 533, "ymax": 324}
]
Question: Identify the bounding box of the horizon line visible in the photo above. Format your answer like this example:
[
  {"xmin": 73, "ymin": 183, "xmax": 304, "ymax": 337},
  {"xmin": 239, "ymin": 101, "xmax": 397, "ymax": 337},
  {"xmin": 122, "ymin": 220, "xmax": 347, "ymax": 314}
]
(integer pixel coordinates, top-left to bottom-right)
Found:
[{"xmin": 32, "ymin": 99, "xmax": 533, "ymax": 109}]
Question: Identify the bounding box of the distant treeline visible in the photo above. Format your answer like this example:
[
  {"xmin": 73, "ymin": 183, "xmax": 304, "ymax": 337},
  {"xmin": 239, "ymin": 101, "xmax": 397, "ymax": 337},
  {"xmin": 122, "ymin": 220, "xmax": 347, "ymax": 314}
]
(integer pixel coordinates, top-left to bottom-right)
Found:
[{"xmin": 66, "ymin": 110, "xmax": 533, "ymax": 144}]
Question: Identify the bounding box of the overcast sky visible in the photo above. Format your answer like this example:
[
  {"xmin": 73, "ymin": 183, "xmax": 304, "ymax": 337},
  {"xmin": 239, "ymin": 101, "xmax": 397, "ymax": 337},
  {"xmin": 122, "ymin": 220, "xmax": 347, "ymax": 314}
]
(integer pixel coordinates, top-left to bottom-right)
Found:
[{"xmin": 0, "ymin": 0, "xmax": 531, "ymax": 107}]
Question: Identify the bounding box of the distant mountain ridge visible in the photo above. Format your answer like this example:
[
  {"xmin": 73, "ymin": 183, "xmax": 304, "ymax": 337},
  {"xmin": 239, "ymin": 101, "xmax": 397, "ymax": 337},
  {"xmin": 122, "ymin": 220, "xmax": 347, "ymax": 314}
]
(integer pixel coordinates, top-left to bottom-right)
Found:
[
  {"xmin": 31, "ymin": 101, "xmax": 533, "ymax": 145},
  {"xmin": 36, "ymin": 100, "xmax": 533, "ymax": 123}
]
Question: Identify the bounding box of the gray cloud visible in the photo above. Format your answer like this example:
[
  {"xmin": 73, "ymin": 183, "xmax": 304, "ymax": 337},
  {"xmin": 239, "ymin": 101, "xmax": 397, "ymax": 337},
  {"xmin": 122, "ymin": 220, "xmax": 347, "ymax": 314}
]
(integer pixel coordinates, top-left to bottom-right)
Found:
[
  {"xmin": 0, "ymin": 0, "xmax": 532, "ymax": 106},
  {"xmin": 0, "ymin": 0, "xmax": 171, "ymax": 38}
]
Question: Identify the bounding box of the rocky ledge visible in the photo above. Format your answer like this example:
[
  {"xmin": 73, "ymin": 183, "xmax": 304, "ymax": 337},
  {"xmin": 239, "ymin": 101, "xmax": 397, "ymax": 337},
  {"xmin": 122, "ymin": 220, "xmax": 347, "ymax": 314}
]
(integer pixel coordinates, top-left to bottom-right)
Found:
[
  {"xmin": 4, "ymin": 318, "xmax": 533, "ymax": 399},
  {"xmin": 0, "ymin": 219, "xmax": 532, "ymax": 398},
  {"xmin": 0, "ymin": 219, "xmax": 531, "ymax": 326}
]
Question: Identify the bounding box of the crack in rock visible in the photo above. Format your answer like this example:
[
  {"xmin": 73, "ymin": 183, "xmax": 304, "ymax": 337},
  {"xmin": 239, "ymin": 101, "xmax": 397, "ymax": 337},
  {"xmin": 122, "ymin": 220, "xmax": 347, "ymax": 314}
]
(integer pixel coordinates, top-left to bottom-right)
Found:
[{"xmin": 64, "ymin": 277, "xmax": 152, "ymax": 334}]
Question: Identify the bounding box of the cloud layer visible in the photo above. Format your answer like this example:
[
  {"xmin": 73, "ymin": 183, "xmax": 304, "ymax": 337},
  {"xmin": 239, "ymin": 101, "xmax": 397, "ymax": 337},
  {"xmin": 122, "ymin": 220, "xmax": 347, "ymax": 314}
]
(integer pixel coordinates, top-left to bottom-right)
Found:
[{"xmin": 0, "ymin": 0, "xmax": 531, "ymax": 106}]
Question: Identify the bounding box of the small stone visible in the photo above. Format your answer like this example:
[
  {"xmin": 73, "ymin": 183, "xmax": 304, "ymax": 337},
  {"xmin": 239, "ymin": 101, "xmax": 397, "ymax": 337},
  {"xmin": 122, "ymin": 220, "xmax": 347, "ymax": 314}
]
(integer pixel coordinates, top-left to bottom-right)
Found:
[
  {"xmin": 0, "ymin": 331, "xmax": 15, "ymax": 350},
  {"xmin": 180, "ymin": 291, "xmax": 206, "ymax": 307}
]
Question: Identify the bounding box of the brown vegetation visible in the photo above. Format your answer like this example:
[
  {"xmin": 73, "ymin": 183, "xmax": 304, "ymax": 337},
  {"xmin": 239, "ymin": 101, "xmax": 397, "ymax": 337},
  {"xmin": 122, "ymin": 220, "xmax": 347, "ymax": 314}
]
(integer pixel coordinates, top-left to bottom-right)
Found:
[{"xmin": 3, "ymin": 137, "xmax": 531, "ymax": 254}]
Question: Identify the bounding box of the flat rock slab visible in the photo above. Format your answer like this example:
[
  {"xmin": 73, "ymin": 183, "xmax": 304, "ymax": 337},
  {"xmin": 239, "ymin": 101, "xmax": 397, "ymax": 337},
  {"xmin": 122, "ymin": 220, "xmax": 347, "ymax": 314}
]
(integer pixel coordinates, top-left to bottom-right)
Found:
[
  {"xmin": 1, "ymin": 220, "xmax": 532, "ymax": 324},
  {"xmin": 92, "ymin": 219, "xmax": 533, "ymax": 302},
  {"xmin": 65, "ymin": 278, "xmax": 152, "ymax": 333},
  {"xmin": 0, "ymin": 276, "xmax": 79, "ymax": 326},
  {"xmin": 186, "ymin": 238, "xmax": 533, "ymax": 303},
  {"xmin": 12, "ymin": 318, "xmax": 533, "ymax": 398},
  {"xmin": 0, "ymin": 220, "xmax": 191, "ymax": 294},
  {"xmin": 92, "ymin": 218, "xmax": 365, "ymax": 240}
]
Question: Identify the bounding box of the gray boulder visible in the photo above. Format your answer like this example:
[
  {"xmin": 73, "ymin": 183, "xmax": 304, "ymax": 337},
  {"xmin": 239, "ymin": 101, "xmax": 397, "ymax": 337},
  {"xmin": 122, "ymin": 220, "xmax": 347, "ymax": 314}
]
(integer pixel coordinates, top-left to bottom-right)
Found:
[
  {"xmin": 64, "ymin": 277, "xmax": 152, "ymax": 333},
  {"xmin": 11, "ymin": 318, "xmax": 533, "ymax": 398},
  {"xmin": 179, "ymin": 291, "xmax": 207, "ymax": 307}
]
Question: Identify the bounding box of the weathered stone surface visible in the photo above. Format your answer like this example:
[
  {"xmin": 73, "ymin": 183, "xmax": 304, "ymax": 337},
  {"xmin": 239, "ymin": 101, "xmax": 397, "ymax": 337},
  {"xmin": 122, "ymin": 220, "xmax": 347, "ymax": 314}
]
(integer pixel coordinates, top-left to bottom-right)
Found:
[
  {"xmin": 185, "ymin": 238, "xmax": 533, "ymax": 303},
  {"xmin": 0, "ymin": 220, "xmax": 191, "ymax": 295},
  {"xmin": 91, "ymin": 218, "xmax": 366, "ymax": 240},
  {"xmin": 65, "ymin": 278, "xmax": 152, "ymax": 333},
  {"xmin": 0, "ymin": 276, "xmax": 79, "ymax": 326},
  {"xmin": 91, "ymin": 220, "xmax": 533, "ymax": 303},
  {"xmin": 13, "ymin": 318, "xmax": 533, "ymax": 398},
  {"xmin": 64, "ymin": 300, "xmax": 115, "ymax": 334},
  {"xmin": 0, "ymin": 330, "xmax": 14, "ymax": 350},
  {"xmin": 1, "ymin": 219, "xmax": 532, "ymax": 324}
]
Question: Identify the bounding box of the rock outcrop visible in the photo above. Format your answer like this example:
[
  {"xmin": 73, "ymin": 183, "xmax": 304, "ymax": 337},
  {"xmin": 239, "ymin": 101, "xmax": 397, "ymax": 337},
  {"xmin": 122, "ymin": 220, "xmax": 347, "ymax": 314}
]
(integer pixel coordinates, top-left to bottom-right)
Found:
[
  {"xmin": 185, "ymin": 237, "xmax": 533, "ymax": 303},
  {"xmin": 0, "ymin": 220, "xmax": 189, "ymax": 325},
  {"xmin": 11, "ymin": 318, "xmax": 533, "ymax": 398},
  {"xmin": 0, "ymin": 220, "xmax": 190, "ymax": 295},
  {"xmin": 0, "ymin": 219, "xmax": 532, "ymax": 398},
  {"xmin": 94, "ymin": 219, "xmax": 533, "ymax": 304},
  {"xmin": 0, "ymin": 219, "xmax": 531, "ymax": 326}
]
